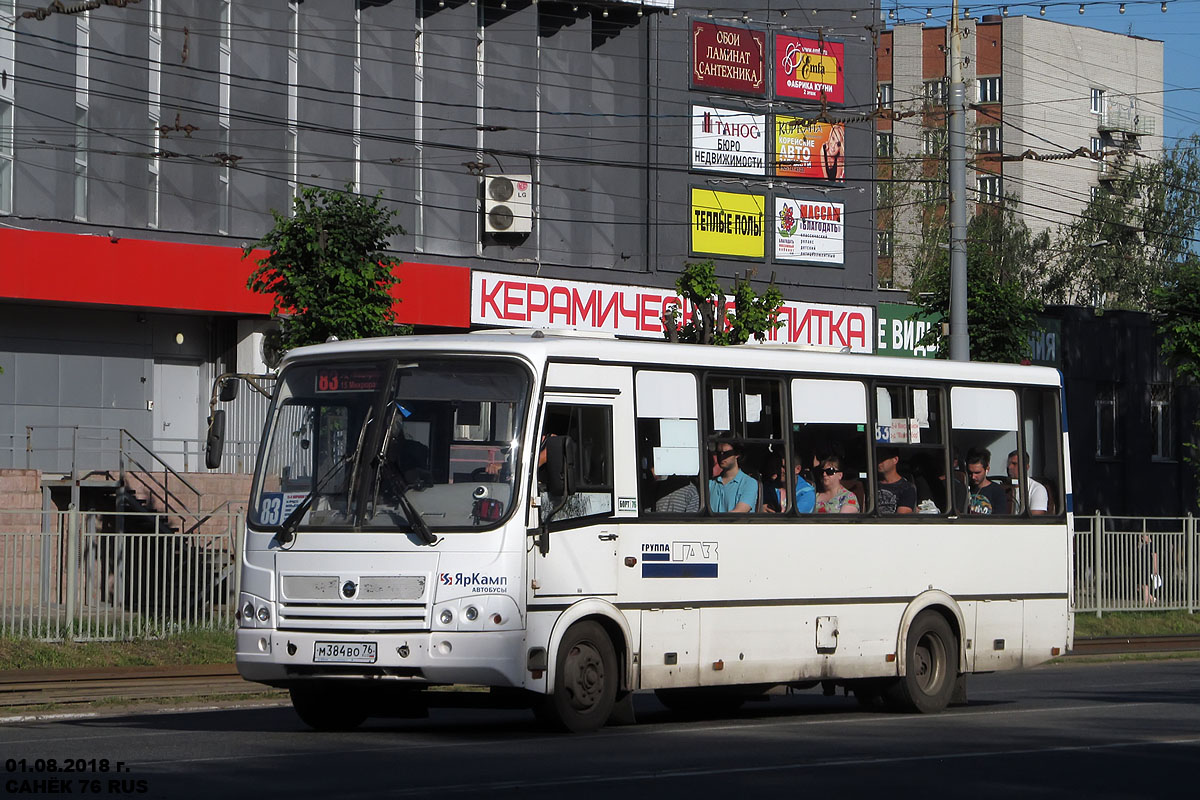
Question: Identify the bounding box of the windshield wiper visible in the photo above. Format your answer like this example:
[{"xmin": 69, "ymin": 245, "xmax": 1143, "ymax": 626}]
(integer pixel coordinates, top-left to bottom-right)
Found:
[{"xmin": 276, "ymin": 415, "xmax": 373, "ymax": 545}]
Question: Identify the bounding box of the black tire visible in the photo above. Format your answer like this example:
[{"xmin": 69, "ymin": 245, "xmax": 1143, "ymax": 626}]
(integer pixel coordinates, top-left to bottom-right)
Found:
[
  {"xmin": 654, "ymin": 687, "xmax": 748, "ymax": 716},
  {"xmin": 884, "ymin": 612, "xmax": 959, "ymax": 713},
  {"xmin": 538, "ymin": 621, "xmax": 618, "ymax": 733},
  {"xmin": 289, "ymin": 685, "xmax": 370, "ymax": 731}
]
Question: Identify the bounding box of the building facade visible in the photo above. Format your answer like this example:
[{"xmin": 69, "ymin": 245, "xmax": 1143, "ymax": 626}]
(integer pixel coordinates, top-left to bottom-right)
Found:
[
  {"xmin": 876, "ymin": 14, "xmax": 1163, "ymax": 290},
  {"xmin": 1, "ymin": 0, "xmax": 884, "ymax": 475}
]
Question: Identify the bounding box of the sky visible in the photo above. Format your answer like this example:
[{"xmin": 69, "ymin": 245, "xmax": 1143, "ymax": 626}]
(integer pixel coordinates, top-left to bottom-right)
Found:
[{"xmin": 884, "ymin": 0, "xmax": 1200, "ymax": 146}]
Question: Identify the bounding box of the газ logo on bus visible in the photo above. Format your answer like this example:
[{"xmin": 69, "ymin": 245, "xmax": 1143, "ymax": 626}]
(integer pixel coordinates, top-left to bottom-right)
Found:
[{"xmin": 641, "ymin": 542, "xmax": 719, "ymax": 579}]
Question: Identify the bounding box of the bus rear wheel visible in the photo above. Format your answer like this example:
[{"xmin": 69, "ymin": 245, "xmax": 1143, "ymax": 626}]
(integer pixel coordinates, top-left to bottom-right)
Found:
[
  {"xmin": 537, "ymin": 621, "xmax": 618, "ymax": 733},
  {"xmin": 885, "ymin": 612, "xmax": 958, "ymax": 714},
  {"xmin": 289, "ymin": 685, "xmax": 369, "ymax": 731}
]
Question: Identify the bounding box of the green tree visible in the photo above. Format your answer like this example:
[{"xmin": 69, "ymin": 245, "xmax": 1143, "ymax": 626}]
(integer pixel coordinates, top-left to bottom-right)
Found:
[
  {"xmin": 1152, "ymin": 255, "xmax": 1200, "ymax": 381},
  {"xmin": 662, "ymin": 260, "xmax": 784, "ymax": 345},
  {"xmin": 1046, "ymin": 134, "xmax": 1200, "ymax": 310},
  {"xmin": 246, "ymin": 184, "xmax": 408, "ymax": 350},
  {"xmin": 912, "ymin": 203, "xmax": 1048, "ymax": 363}
]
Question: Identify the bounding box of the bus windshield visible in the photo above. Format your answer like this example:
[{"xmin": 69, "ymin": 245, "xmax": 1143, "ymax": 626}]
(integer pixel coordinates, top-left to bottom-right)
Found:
[{"xmin": 249, "ymin": 357, "xmax": 530, "ymax": 534}]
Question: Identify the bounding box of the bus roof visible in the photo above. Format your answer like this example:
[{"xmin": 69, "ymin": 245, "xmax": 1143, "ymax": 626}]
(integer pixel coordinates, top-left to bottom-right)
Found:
[{"xmin": 281, "ymin": 331, "xmax": 1062, "ymax": 387}]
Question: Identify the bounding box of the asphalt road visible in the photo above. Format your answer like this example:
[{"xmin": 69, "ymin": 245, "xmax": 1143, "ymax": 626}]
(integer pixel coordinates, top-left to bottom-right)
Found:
[{"xmin": 3, "ymin": 659, "xmax": 1198, "ymax": 799}]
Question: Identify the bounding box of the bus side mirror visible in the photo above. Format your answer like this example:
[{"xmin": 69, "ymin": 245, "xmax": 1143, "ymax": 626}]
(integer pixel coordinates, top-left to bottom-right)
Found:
[
  {"xmin": 205, "ymin": 410, "xmax": 226, "ymax": 470},
  {"xmin": 219, "ymin": 378, "xmax": 240, "ymax": 402},
  {"xmin": 543, "ymin": 435, "xmax": 576, "ymax": 497}
]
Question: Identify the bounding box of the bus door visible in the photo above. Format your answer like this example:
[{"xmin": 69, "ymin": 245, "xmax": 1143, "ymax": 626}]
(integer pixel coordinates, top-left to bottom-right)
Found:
[{"xmin": 531, "ymin": 365, "xmax": 634, "ymax": 599}]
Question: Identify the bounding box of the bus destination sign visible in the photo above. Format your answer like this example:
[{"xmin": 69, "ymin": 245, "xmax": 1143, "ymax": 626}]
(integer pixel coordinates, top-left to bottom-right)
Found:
[{"xmin": 314, "ymin": 367, "xmax": 381, "ymax": 393}]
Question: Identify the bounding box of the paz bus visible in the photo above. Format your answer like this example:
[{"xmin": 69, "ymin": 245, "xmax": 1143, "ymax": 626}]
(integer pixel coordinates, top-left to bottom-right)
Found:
[{"xmin": 224, "ymin": 330, "xmax": 1072, "ymax": 732}]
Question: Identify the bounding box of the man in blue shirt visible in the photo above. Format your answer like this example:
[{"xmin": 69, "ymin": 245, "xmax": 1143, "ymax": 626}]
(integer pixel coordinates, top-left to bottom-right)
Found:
[{"xmin": 708, "ymin": 440, "xmax": 758, "ymax": 513}]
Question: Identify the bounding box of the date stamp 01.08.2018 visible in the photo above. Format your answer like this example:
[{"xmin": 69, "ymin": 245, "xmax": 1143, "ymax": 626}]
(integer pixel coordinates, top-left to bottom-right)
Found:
[{"xmin": 5, "ymin": 759, "xmax": 149, "ymax": 795}]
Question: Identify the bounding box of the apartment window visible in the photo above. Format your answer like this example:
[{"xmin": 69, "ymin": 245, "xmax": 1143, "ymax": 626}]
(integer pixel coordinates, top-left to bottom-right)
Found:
[
  {"xmin": 923, "ymin": 179, "xmax": 946, "ymax": 205},
  {"xmin": 977, "ymin": 76, "xmax": 1002, "ymax": 104},
  {"xmin": 1095, "ymin": 383, "xmax": 1118, "ymax": 458},
  {"xmin": 0, "ymin": 99, "xmax": 12, "ymax": 215},
  {"xmin": 877, "ymin": 82, "xmax": 893, "ymax": 109},
  {"xmin": 877, "ymin": 229, "xmax": 893, "ymax": 258},
  {"xmin": 978, "ymin": 126, "xmax": 1001, "ymax": 154},
  {"xmin": 1091, "ymin": 87, "xmax": 1106, "ymax": 115},
  {"xmin": 922, "ymin": 128, "xmax": 946, "ymax": 157},
  {"xmin": 1090, "ymin": 136, "xmax": 1103, "ymax": 159},
  {"xmin": 923, "ymin": 79, "xmax": 948, "ymax": 106},
  {"xmin": 1091, "ymin": 185, "xmax": 1102, "ymax": 202},
  {"xmin": 1150, "ymin": 384, "xmax": 1173, "ymax": 460},
  {"xmin": 977, "ymin": 174, "xmax": 1001, "ymax": 204},
  {"xmin": 73, "ymin": 105, "xmax": 88, "ymax": 221},
  {"xmin": 876, "ymin": 132, "xmax": 894, "ymax": 158}
]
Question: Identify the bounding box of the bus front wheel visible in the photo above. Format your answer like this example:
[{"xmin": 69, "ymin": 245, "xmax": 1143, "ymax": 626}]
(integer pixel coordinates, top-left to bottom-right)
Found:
[
  {"xmin": 885, "ymin": 612, "xmax": 958, "ymax": 714},
  {"xmin": 538, "ymin": 621, "xmax": 618, "ymax": 733},
  {"xmin": 289, "ymin": 685, "xmax": 369, "ymax": 731}
]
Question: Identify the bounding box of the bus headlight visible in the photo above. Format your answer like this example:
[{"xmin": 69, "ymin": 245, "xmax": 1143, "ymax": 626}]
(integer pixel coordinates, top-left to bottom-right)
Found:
[
  {"xmin": 439, "ymin": 608, "xmax": 454, "ymax": 625},
  {"xmin": 464, "ymin": 606, "xmax": 479, "ymax": 622},
  {"xmin": 257, "ymin": 606, "xmax": 271, "ymax": 623}
]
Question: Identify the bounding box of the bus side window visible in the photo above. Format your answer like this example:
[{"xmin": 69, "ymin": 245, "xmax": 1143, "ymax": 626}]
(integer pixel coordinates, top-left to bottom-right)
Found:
[
  {"xmin": 541, "ymin": 403, "xmax": 614, "ymax": 523},
  {"xmin": 791, "ymin": 378, "xmax": 869, "ymax": 515},
  {"xmin": 704, "ymin": 375, "xmax": 785, "ymax": 515},
  {"xmin": 1021, "ymin": 388, "xmax": 1064, "ymax": 516},
  {"xmin": 875, "ymin": 384, "xmax": 948, "ymax": 515},
  {"xmin": 635, "ymin": 371, "xmax": 701, "ymax": 515},
  {"xmin": 950, "ymin": 386, "xmax": 1020, "ymax": 517}
]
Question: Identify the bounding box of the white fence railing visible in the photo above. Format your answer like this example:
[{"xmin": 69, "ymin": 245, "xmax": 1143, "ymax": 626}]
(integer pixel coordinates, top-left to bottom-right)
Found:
[
  {"xmin": 1073, "ymin": 515, "xmax": 1198, "ymax": 616},
  {"xmin": 0, "ymin": 509, "xmax": 242, "ymax": 641}
]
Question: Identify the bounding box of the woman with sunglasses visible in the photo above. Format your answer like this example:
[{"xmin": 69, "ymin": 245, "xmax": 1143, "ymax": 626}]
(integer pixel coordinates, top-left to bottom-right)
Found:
[{"xmin": 813, "ymin": 455, "xmax": 859, "ymax": 514}]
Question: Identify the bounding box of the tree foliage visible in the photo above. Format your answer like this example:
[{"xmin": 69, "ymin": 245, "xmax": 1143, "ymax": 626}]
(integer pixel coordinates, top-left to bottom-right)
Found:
[
  {"xmin": 662, "ymin": 260, "xmax": 784, "ymax": 346},
  {"xmin": 246, "ymin": 184, "xmax": 408, "ymax": 350},
  {"xmin": 1152, "ymin": 255, "xmax": 1200, "ymax": 382},
  {"xmin": 1045, "ymin": 134, "xmax": 1200, "ymax": 310},
  {"xmin": 912, "ymin": 203, "xmax": 1047, "ymax": 363}
]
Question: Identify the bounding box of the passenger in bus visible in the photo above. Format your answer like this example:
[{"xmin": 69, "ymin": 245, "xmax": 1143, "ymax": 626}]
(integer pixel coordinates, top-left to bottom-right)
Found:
[
  {"xmin": 966, "ymin": 448, "xmax": 1007, "ymax": 515},
  {"xmin": 813, "ymin": 454, "xmax": 859, "ymax": 514},
  {"xmin": 760, "ymin": 452, "xmax": 789, "ymax": 513},
  {"xmin": 1007, "ymin": 449, "xmax": 1048, "ymax": 515},
  {"xmin": 651, "ymin": 468, "xmax": 701, "ymax": 514},
  {"xmin": 708, "ymin": 439, "xmax": 757, "ymax": 513},
  {"xmin": 793, "ymin": 459, "xmax": 816, "ymax": 513},
  {"xmin": 876, "ymin": 446, "xmax": 916, "ymax": 514}
]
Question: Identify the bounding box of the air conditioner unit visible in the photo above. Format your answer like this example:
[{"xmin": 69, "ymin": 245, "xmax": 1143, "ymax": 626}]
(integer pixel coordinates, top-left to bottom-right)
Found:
[{"xmin": 483, "ymin": 174, "xmax": 533, "ymax": 234}]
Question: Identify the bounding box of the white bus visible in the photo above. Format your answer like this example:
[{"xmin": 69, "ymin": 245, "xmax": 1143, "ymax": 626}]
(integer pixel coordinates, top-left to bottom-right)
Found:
[{"xmin": 229, "ymin": 331, "xmax": 1072, "ymax": 732}]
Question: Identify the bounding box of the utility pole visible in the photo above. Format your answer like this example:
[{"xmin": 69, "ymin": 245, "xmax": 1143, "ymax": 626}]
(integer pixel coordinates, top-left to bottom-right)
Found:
[{"xmin": 948, "ymin": 0, "xmax": 970, "ymax": 361}]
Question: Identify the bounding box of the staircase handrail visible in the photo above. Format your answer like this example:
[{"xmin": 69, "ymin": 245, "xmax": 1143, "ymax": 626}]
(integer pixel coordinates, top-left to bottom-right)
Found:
[{"xmin": 118, "ymin": 429, "xmax": 204, "ymax": 523}]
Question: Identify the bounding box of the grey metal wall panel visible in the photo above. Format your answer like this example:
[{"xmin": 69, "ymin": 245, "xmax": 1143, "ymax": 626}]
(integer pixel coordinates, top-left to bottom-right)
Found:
[
  {"xmin": 101, "ymin": 356, "xmax": 150, "ymax": 411},
  {"xmin": 231, "ymin": 2, "xmax": 291, "ymax": 234},
  {"xmin": 88, "ymin": 11, "xmax": 149, "ymax": 229},
  {"xmin": 59, "ymin": 354, "xmax": 103, "ymax": 408},
  {"xmin": 298, "ymin": 0, "xmax": 355, "ymax": 190},
  {"xmin": 14, "ymin": 15, "xmax": 77, "ymax": 220},
  {"xmin": 360, "ymin": 1, "xmax": 418, "ymax": 243},
  {"xmin": 14, "ymin": 353, "xmax": 59, "ymax": 406},
  {"xmin": 420, "ymin": 3, "xmax": 483, "ymax": 258}
]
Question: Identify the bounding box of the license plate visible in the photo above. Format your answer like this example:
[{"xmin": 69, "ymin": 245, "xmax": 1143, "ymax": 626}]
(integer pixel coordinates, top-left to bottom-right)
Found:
[{"xmin": 313, "ymin": 641, "xmax": 377, "ymax": 664}]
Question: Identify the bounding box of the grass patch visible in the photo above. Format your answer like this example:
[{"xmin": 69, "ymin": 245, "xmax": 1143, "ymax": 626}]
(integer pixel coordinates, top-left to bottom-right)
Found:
[
  {"xmin": 0, "ymin": 629, "xmax": 235, "ymax": 671},
  {"xmin": 1074, "ymin": 610, "xmax": 1200, "ymax": 638}
]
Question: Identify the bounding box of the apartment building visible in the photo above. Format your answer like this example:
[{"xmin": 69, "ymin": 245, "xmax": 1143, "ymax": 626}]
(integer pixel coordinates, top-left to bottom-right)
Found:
[{"xmin": 876, "ymin": 14, "xmax": 1163, "ymax": 290}]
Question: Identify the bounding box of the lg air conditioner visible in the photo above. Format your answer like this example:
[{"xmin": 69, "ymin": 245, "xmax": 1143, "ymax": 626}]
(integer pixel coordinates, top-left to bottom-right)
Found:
[{"xmin": 483, "ymin": 174, "xmax": 533, "ymax": 234}]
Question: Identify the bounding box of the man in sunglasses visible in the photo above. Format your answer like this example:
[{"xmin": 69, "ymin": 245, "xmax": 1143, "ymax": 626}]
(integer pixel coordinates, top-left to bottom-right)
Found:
[
  {"xmin": 876, "ymin": 446, "xmax": 916, "ymax": 514},
  {"xmin": 708, "ymin": 439, "xmax": 757, "ymax": 513}
]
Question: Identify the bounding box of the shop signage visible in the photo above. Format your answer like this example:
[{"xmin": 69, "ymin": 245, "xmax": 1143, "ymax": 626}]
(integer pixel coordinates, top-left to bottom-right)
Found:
[
  {"xmin": 471, "ymin": 272, "xmax": 873, "ymax": 352},
  {"xmin": 691, "ymin": 21, "xmax": 767, "ymax": 96},
  {"xmin": 774, "ymin": 197, "xmax": 844, "ymax": 264},
  {"xmin": 692, "ymin": 105, "xmax": 767, "ymax": 175},
  {"xmin": 774, "ymin": 116, "xmax": 845, "ymax": 181},
  {"xmin": 691, "ymin": 188, "xmax": 765, "ymax": 259},
  {"xmin": 876, "ymin": 302, "xmax": 939, "ymax": 358},
  {"xmin": 774, "ymin": 34, "xmax": 844, "ymax": 104}
]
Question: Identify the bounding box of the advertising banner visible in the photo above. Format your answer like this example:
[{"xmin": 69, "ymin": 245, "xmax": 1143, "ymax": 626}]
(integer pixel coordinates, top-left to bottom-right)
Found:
[
  {"xmin": 774, "ymin": 116, "xmax": 845, "ymax": 181},
  {"xmin": 774, "ymin": 35, "xmax": 844, "ymax": 104},
  {"xmin": 774, "ymin": 197, "xmax": 844, "ymax": 264},
  {"xmin": 471, "ymin": 271, "xmax": 873, "ymax": 352},
  {"xmin": 691, "ymin": 21, "xmax": 767, "ymax": 96},
  {"xmin": 692, "ymin": 105, "xmax": 767, "ymax": 175},
  {"xmin": 876, "ymin": 302, "xmax": 939, "ymax": 358},
  {"xmin": 691, "ymin": 188, "xmax": 765, "ymax": 259}
]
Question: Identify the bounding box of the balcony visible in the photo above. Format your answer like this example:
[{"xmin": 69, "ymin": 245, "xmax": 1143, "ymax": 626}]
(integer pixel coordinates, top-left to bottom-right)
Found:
[{"xmin": 1098, "ymin": 107, "xmax": 1154, "ymax": 137}]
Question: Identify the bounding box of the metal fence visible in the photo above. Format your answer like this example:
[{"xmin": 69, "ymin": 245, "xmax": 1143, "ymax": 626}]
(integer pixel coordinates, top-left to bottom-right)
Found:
[
  {"xmin": 0, "ymin": 508, "xmax": 242, "ymax": 641},
  {"xmin": 1073, "ymin": 514, "xmax": 1198, "ymax": 616}
]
